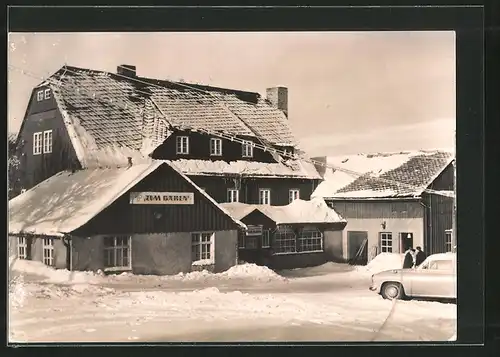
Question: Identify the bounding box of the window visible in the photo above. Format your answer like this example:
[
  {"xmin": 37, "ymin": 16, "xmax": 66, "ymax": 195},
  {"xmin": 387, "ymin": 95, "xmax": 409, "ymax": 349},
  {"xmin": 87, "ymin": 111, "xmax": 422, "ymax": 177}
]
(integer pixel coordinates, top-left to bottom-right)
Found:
[
  {"xmin": 245, "ymin": 225, "xmax": 262, "ymax": 250},
  {"xmin": 210, "ymin": 138, "xmax": 222, "ymax": 156},
  {"xmin": 262, "ymin": 229, "xmax": 270, "ymax": 248},
  {"xmin": 428, "ymin": 260, "xmax": 454, "ymax": 271},
  {"xmin": 104, "ymin": 236, "xmax": 131, "ymax": 269},
  {"xmin": 298, "ymin": 227, "xmax": 323, "ymax": 252},
  {"xmin": 273, "ymin": 226, "xmax": 296, "ymax": 254},
  {"xmin": 33, "ymin": 132, "xmax": 42, "ymax": 155},
  {"xmin": 43, "ymin": 238, "xmax": 54, "ymax": 266},
  {"xmin": 445, "ymin": 230, "xmax": 453, "ymax": 252},
  {"xmin": 289, "ymin": 189, "xmax": 300, "ymax": 203},
  {"xmin": 17, "ymin": 237, "xmax": 27, "ymax": 260},
  {"xmin": 242, "ymin": 140, "xmax": 253, "ymax": 158},
  {"xmin": 44, "ymin": 88, "xmax": 51, "ymax": 100},
  {"xmin": 43, "ymin": 130, "xmax": 53, "ymax": 153},
  {"xmin": 379, "ymin": 232, "xmax": 393, "ymax": 253},
  {"xmin": 227, "ymin": 189, "xmax": 239, "ymax": 203},
  {"xmin": 176, "ymin": 136, "xmax": 189, "ymax": 154},
  {"xmin": 259, "ymin": 189, "xmax": 271, "ymax": 205},
  {"xmin": 191, "ymin": 232, "xmax": 214, "ymax": 263},
  {"xmin": 36, "ymin": 90, "xmax": 44, "ymax": 101},
  {"xmin": 238, "ymin": 233, "xmax": 246, "ymax": 249}
]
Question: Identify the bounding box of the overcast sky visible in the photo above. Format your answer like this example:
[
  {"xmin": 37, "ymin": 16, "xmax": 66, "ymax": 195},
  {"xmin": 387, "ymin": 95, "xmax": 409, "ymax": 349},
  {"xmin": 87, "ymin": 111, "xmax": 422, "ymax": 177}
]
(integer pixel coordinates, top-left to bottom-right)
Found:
[{"xmin": 7, "ymin": 31, "xmax": 456, "ymax": 155}]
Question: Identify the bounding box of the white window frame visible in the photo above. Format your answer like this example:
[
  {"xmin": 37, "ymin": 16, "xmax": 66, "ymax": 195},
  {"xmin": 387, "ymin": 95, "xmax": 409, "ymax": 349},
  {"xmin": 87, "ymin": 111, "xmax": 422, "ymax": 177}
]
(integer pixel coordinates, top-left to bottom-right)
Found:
[
  {"xmin": 242, "ymin": 140, "xmax": 254, "ymax": 158},
  {"xmin": 36, "ymin": 90, "xmax": 44, "ymax": 101},
  {"xmin": 273, "ymin": 226, "xmax": 297, "ymax": 255},
  {"xmin": 445, "ymin": 230, "xmax": 452, "ymax": 252},
  {"xmin": 103, "ymin": 236, "xmax": 132, "ymax": 271},
  {"xmin": 298, "ymin": 226, "xmax": 324, "ymax": 253},
  {"xmin": 262, "ymin": 229, "xmax": 271, "ymax": 248},
  {"xmin": 176, "ymin": 136, "xmax": 189, "ymax": 154},
  {"xmin": 33, "ymin": 132, "xmax": 42, "ymax": 155},
  {"xmin": 191, "ymin": 232, "xmax": 215, "ymax": 265},
  {"xmin": 289, "ymin": 189, "xmax": 300, "ymax": 203},
  {"xmin": 43, "ymin": 238, "xmax": 55, "ymax": 267},
  {"xmin": 43, "ymin": 130, "xmax": 53, "ymax": 153},
  {"xmin": 44, "ymin": 88, "xmax": 51, "ymax": 100},
  {"xmin": 17, "ymin": 237, "xmax": 27, "ymax": 260},
  {"xmin": 380, "ymin": 232, "xmax": 393, "ymax": 253},
  {"xmin": 227, "ymin": 188, "xmax": 239, "ymax": 203},
  {"xmin": 210, "ymin": 138, "xmax": 222, "ymax": 156},
  {"xmin": 259, "ymin": 188, "xmax": 271, "ymax": 205}
]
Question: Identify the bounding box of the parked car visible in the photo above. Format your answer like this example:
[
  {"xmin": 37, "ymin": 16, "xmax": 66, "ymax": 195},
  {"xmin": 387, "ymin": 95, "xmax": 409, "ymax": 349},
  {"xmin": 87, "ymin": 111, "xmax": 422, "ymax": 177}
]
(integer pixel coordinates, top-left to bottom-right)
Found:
[{"xmin": 369, "ymin": 253, "xmax": 457, "ymax": 300}]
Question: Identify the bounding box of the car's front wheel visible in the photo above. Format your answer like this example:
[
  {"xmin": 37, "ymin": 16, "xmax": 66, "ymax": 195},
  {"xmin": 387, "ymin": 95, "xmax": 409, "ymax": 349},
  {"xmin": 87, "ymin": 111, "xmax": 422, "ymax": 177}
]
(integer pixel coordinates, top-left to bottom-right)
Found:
[{"xmin": 381, "ymin": 282, "xmax": 406, "ymax": 300}]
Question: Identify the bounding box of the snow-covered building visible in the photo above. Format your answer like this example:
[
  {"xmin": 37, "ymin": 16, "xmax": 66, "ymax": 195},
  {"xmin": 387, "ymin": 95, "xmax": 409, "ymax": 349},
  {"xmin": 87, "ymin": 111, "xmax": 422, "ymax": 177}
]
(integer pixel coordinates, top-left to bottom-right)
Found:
[
  {"xmin": 11, "ymin": 64, "xmax": 322, "ymax": 205},
  {"xmin": 8, "ymin": 161, "xmax": 245, "ymax": 275},
  {"xmin": 311, "ymin": 150, "xmax": 455, "ymax": 264},
  {"xmin": 221, "ymin": 198, "xmax": 347, "ymax": 269}
]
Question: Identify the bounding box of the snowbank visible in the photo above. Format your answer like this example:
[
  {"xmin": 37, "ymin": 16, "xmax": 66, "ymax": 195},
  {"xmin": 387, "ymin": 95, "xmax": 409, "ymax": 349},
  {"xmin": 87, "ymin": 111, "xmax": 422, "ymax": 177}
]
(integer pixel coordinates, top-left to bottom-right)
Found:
[
  {"xmin": 172, "ymin": 263, "xmax": 288, "ymax": 282},
  {"xmin": 10, "ymin": 259, "xmax": 104, "ymax": 285},
  {"xmin": 357, "ymin": 253, "xmax": 404, "ymax": 274}
]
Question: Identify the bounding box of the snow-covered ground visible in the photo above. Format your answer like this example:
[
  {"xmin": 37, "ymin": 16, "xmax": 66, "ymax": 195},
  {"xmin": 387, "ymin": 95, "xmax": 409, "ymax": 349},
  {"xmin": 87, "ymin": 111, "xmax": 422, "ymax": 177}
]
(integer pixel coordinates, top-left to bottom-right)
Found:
[{"xmin": 8, "ymin": 255, "xmax": 456, "ymax": 343}]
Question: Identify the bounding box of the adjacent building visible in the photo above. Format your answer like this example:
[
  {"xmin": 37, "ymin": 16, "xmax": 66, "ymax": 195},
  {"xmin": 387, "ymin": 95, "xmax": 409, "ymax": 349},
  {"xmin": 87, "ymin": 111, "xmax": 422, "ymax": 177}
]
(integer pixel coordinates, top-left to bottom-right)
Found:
[
  {"xmin": 221, "ymin": 198, "xmax": 346, "ymax": 269},
  {"xmin": 8, "ymin": 161, "xmax": 245, "ymax": 275},
  {"xmin": 311, "ymin": 150, "xmax": 455, "ymax": 264}
]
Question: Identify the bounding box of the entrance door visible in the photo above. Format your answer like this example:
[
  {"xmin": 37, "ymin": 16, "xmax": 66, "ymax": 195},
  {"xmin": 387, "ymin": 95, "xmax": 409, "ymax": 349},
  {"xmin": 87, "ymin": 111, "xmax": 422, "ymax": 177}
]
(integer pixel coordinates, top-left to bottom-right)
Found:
[
  {"xmin": 400, "ymin": 232, "xmax": 414, "ymax": 252},
  {"xmin": 347, "ymin": 231, "xmax": 368, "ymax": 264}
]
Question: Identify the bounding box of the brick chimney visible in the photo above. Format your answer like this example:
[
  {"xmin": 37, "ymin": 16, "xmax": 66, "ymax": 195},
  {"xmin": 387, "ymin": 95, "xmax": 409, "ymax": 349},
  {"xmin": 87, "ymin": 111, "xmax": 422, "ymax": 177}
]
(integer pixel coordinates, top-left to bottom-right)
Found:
[
  {"xmin": 117, "ymin": 64, "xmax": 136, "ymax": 77},
  {"xmin": 266, "ymin": 86, "xmax": 288, "ymax": 118}
]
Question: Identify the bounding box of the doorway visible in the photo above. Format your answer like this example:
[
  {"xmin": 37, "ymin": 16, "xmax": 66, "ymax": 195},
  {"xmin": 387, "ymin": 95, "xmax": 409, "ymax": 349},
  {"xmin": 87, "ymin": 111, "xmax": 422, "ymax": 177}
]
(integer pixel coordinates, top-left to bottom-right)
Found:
[
  {"xmin": 400, "ymin": 232, "xmax": 414, "ymax": 252},
  {"xmin": 347, "ymin": 231, "xmax": 368, "ymax": 265}
]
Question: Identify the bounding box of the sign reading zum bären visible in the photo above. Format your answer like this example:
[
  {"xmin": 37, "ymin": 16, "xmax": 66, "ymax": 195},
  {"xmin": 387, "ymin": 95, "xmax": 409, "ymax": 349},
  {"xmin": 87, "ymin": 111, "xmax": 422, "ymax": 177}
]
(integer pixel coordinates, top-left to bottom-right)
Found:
[{"xmin": 130, "ymin": 192, "xmax": 195, "ymax": 205}]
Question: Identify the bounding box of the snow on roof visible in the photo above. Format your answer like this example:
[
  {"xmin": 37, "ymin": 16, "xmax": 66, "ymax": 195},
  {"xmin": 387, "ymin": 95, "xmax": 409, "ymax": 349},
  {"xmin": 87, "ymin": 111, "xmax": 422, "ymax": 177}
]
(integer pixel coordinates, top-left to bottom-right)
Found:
[
  {"xmin": 167, "ymin": 158, "xmax": 322, "ymax": 179},
  {"xmin": 220, "ymin": 198, "xmax": 346, "ymax": 225},
  {"xmin": 8, "ymin": 161, "xmax": 245, "ymax": 236},
  {"xmin": 311, "ymin": 150, "xmax": 454, "ymax": 199},
  {"xmin": 8, "ymin": 161, "xmax": 163, "ymax": 236},
  {"xmin": 43, "ymin": 65, "xmax": 297, "ymax": 171}
]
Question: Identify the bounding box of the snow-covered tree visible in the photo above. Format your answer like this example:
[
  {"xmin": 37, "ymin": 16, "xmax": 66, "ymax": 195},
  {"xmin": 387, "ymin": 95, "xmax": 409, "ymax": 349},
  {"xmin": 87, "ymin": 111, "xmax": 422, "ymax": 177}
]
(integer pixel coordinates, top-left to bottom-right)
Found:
[{"xmin": 8, "ymin": 132, "xmax": 21, "ymax": 199}]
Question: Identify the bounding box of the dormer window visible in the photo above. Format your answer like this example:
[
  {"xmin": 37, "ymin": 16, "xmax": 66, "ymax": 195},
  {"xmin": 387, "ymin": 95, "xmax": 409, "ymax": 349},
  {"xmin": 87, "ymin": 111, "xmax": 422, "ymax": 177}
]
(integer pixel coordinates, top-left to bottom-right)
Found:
[
  {"xmin": 176, "ymin": 136, "xmax": 189, "ymax": 154},
  {"xmin": 210, "ymin": 138, "xmax": 222, "ymax": 156},
  {"xmin": 242, "ymin": 140, "xmax": 253, "ymax": 158},
  {"xmin": 44, "ymin": 88, "xmax": 51, "ymax": 100},
  {"xmin": 36, "ymin": 90, "xmax": 44, "ymax": 102}
]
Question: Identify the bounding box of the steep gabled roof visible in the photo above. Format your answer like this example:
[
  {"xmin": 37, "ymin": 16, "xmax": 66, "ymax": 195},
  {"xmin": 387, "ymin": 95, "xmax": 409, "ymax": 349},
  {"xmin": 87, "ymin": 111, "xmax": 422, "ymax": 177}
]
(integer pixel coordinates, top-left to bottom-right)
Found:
[
  {"xmin": 311, "ymin": 150, "xmax": 454, "ymax": 199},
  {"xmin": 38, "ymin": 65, "xmax": 296, "ymax": 166},
  {"xmin": 8, "ymin": 161, "xmax": 245, "ymax": 236}
]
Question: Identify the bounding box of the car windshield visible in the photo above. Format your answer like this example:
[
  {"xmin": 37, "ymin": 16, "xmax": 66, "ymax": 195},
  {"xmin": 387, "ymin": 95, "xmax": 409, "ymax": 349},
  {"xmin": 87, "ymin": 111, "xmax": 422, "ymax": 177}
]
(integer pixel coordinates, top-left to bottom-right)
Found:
[{"xmin": 418, "ymin": 258, "xmax": 455, "ymax": 271}]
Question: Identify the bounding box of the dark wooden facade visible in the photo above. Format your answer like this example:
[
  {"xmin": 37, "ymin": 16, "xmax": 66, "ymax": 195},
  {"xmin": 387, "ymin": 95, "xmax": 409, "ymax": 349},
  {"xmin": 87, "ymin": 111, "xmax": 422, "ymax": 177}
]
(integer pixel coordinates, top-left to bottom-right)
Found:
[
  {"xmin": 12, "ymin": 86, "xmax": 80, "ymax": 196},
  {"xmin": 190, "ymin": 175, "xmax": 321, "ymax": 206},
  {"xmin": 151, "ymin": 129, "xmax": 283, "ymax": 163},
  {"xmin": 72, "ymin": 164, "xmax": 239, "ymax": 237},
  {"xmin": 422, "ymin": 162, "xmax": 454, "ymax": 254}
]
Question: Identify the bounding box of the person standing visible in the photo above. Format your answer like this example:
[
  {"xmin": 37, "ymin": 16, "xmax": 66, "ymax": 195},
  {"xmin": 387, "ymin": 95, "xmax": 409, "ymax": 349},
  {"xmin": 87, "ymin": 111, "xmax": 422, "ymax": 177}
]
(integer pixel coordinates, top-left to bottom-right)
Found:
[
  {"xmin": 415, "ymin": 246, "xmax": 427, "ymax": 267},
  {"xmin": 403, "ymin": 248, "xmax": 416, "ymax": 269}
]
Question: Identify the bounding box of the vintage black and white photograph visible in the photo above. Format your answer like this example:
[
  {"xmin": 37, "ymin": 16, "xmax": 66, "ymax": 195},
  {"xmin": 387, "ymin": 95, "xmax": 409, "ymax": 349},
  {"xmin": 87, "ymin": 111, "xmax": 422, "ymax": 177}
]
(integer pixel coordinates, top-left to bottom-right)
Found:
[{"xmin": 8, "ymin": 31, "xmax": 457, "ymax": 343}]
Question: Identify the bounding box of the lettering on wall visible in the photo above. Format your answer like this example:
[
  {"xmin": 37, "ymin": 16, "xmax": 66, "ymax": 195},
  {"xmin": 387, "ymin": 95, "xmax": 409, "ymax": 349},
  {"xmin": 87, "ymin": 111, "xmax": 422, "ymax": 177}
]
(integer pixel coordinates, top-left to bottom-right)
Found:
[{"xmin": 130, "ymin": 192, "xmax": 195, "ymax": 205}]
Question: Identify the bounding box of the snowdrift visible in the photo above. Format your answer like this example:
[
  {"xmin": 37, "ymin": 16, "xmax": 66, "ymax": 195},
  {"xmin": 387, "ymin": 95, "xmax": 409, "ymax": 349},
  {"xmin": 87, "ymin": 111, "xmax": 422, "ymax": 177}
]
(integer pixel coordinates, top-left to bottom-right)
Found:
[
  {"xmin": 167, "ymin": 263, "xmax": 287, "ymax": 282},
  {"xmin": 11, "ymin": 259, "xmax": 286, "ymax": 285},
  {"xmin": 10, "ymin": 258, "xmax": 104, "ymax": 285},
  {"xmin": 357, "ymin": 253, "xmax": 404, "ymax": 274}
]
